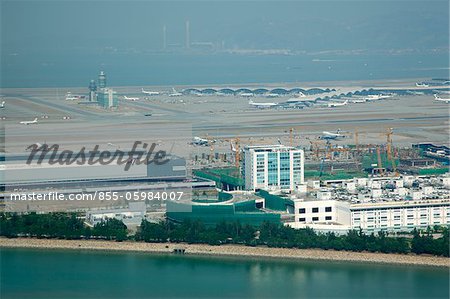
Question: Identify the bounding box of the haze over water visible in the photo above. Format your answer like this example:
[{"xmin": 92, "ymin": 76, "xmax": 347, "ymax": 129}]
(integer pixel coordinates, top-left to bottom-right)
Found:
[
  {"xmin": 2, "ymin": 52, "xmax": 449, "ymax": 88},
  {"xmin": 1, "ymin": 1, "xmax": 449, "ymax": 88}
]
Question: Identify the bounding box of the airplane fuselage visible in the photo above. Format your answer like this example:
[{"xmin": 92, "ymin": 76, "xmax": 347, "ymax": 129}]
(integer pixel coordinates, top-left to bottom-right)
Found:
[
  {"xmin": 124, "ymin": 96, "xmax": 140, "ymax": 101},
  {"xmin": 240, "ymin": 93, "xmax": 254, "ymax": 97},
  {"xmin": 192, "ymin": 137, "xmax": 209, "ymax": 146},
  {"xmin": 20, "ymin": 118, "xmax": 38, "ymax": 125},
  {"xmin": 249, "ymin": 100, "xmax": 277, "ymax": 108},
  {"xmin": 365, "ymin": 94, "xmax": 391, "ymax": 101},
  {"xmin": 321, "ymin": 130, "xmax": 344, "ymax": 140},
  {"xmin": 142, "ymin": 88, "xmax": 160, "ymax": 96},
  {"xmin": 327, "ymin": 100, "xmax": 348, "ymax": 108},
  {"xmin": 434, "ymin": 94, "xmax": 450, "ymax": 103}
]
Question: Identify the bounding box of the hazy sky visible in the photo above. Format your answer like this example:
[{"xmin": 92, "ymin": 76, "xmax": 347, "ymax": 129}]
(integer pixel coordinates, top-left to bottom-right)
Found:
[
  {"xmin": 1, "ymin": 0, "xmax": 449, "ymax": 87},
  {"xmin": 2, "ymin": 0, "xmax": 449, "ymax": 54}
]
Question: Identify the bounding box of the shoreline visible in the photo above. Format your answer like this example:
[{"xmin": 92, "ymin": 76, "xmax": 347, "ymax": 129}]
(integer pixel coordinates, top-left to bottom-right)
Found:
[
  {"xmin": 0, "ymin": 77, "xmax": 432, "ymax": 91},
  {"xmin": 1, "ymin": 238, "xmax": 448, "ymax": 268}
]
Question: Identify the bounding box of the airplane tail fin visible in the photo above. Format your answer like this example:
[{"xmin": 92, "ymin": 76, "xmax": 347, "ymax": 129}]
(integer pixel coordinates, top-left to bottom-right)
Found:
[
  {"xmin": 34, "ymin": 118, "xmax": 38, "ymax": 122},
  {"xmin": 344, "ymin": 100, "xmax": 348, "ymax": 105},
  {"xmin": 249, "ymin": 100, "xmax": 253, "ymax": 104},
  {"xmin": 230, "ymin": 141, "xmax": 236, "ymax": 152},
  {"xmin": 434, "ymin": 94, "xmax": 439, "ymax": 100}
]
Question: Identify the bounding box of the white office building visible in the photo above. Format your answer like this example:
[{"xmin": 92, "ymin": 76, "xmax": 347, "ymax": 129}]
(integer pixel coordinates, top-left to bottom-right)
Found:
[
  {"xmin": 350, "ymin": 199, "xmax": 450, "ymax": 232},
  {"xmin": 287, "ymin": 174, "xmax": 450, "ymax": 233},
  {"xmin": 289, "ymin": 198, "xmax": 450, "ymax": 233},
  {"xmin": 244, "ymin": 145, "xmax": 304, "ymax": 191},
  {"xmin": 294, "ymin": 199, "xmax": 351, "ymax": 225}
]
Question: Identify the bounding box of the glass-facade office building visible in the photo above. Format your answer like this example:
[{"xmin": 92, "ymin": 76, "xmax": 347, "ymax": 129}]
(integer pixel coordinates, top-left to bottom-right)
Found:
[{"xmin": 244, "ymin": 145, "xmax": 304, "ymax": 191}]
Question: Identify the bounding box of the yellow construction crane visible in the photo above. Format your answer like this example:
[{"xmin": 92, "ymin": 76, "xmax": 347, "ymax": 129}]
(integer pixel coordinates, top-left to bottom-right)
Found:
[
  {"xmin": 286, "ymin": 127, "xmax": 302, "ymax": 147},
  {"xmin": 229, "ymin": 138, "xmax": 241, "ymax": 168},
  {"xmin": 386, "ymin": 128, "xmax": 393, "ymax": 162},
  {"xmin": 353, "ymin": 130, "xmax": 369, "ymax": 152},
  {"xmin": 235, "ymin": 138, "xmax": 240, "ymax": 168},
  {"xmin": 289, "ymin": 128, "xmax": 294, "ymax": 147},
  {"xmin": 376, "ymin": 145, "xmax": 384, "ymax": 176},
  {"xmin": 386, "ymin": 127, "xmax": 398, "ymax": 175},
  {"xmin": 204, "ymin": 134, "xmax": 215, "ymax": 157},
  {"xmin": 325, "ymin": 141, "xmax": 332, "ymax": 160},
  {"xmin": 308, "ymin": 139, "xmax": 326, "ymax": 160}
]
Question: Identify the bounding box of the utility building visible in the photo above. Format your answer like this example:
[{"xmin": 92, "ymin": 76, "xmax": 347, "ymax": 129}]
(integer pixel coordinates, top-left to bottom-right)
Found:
[
  {"xmin": 244, "ymin": 145, "xmax": 304, "ymax": 191},
  {"xmin": 97, "ymin": 88, "xmax": 118, "ymax": 109}
]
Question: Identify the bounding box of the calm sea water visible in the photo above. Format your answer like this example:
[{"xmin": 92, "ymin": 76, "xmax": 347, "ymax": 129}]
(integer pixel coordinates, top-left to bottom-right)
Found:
[
  {"xmin": 1, "ymin": 52, "xmax": 449, "ymax": 88},
  {"xmin": 1, "ymin": 248, "xmax": 449, "ymax": 299}
]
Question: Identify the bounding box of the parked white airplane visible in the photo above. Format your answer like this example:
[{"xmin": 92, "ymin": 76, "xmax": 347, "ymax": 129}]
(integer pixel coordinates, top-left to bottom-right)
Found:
[
  {"xmin": 434, "ymin": 94, "xmax": 450, "ymax": 103},
  {"xmin": 141, "ymin": 88, "xmax": 160, "ymax": 96},
  {"xmin": 0, "ymin": 101, "xmax": 5, "ymax": 108},
  {"xmin": 192, "ymin": 136, "xmax": 209, "ymax": 146},
  {"xmin": 240, "ymin": 92, "xmax": 254, "ymax": 97},
  {"xmin": 191, "ymin": 91, "xmax": 203, "ymax": 97},
  {"xmin": 265, "ymin": 93, "xmax": 280, "ymax": 98},
  {"xmin": 350, "ymin": 98, "xmax": 367, "ymax": 103},
  {"xmin": 20, "ymin": 118, "xmax": 38, "ymax": 125},
  {"xmin": 365, "ymin": 94, "xmax": 392, "ymax": 101},
  {"xmin": 249, "ymin": 100, "xmax": 278, "ymax": 108},
  {"xmin": 320, "ymin": 129, "xmax": 345, "ymax": 140},
  {"xmin": 327, "ymin": 100, "xmax": 348, "ymax": 108},
  {"xmin": 416, "ymin": 82, "xmax": 429, "ymax": 87},
  {"xmin": 169, "ymin": 88, "xmax": 183, "ymax": 97},
  {"xmin": 123, "ymin": 96, "xmax": 140, "ymax": 101},
  {"xmin": 65, "ymin": 92, "xmax": 85, "ymax": 101}
]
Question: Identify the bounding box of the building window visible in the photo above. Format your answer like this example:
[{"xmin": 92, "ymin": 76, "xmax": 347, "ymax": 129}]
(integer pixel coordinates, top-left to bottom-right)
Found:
[
  {"xmin": 325, "ymin": 207, "xmax": 332, "ymax": 212},
  {"xmin": 299, "ymin": 218, "xmax": 305, "ymax": 222},
  {"xmin": 325, "ymin": 216, "xmax": 332, "ymax": 221},
  {"xmin": 312, "ymin": 207, "xmax": 319, "ymax": 213},
  {"xmin": 312, "ymin": 217, "xmax": 319, "ymax": 221},
  {"xmin": 299, "ymin": 208, "xmax": 306, "ymax": 214}
]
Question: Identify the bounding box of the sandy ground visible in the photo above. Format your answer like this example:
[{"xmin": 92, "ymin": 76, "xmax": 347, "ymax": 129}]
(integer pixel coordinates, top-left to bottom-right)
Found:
[{"xmin": 1, "ymin": 238, "xmax": 448, "ymax": 267}]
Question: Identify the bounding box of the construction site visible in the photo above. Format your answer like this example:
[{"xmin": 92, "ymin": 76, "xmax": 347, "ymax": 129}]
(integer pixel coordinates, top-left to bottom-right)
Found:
[{"xmin": 191, "ymin": 126, "xmax": 449, "ymax": 190}]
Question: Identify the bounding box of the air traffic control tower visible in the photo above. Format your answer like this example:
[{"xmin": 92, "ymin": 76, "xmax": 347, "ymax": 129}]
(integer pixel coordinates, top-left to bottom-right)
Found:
[
  {"xmin": 98, "ymin": 70, "xmax": 106, "ymax": 88},
  {"xmin": 95, "ymin": 70, "xmax": 118, "ymax": 109},
  {"xmin": 88, "ymin": 79, "xmax": 97, "ymax": 102}
]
